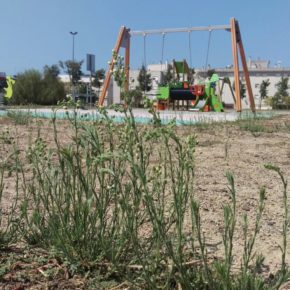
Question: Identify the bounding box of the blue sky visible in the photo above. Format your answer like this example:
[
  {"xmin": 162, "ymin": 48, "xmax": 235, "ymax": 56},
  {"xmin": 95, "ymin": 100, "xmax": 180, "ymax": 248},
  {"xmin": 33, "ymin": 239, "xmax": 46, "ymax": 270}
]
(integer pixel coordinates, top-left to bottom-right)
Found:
[{"xmin": 1, "ymin": 0, "xmax": 290, "ymax": 75}]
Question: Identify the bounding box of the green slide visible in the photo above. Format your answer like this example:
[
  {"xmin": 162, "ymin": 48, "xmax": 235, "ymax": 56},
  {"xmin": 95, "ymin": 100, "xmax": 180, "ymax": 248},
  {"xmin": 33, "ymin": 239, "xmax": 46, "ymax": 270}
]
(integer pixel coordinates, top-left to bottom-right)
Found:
[
  {"xmin": 157, "ymin": 86, "xmax": 170, "ymax": 100},
  {"xmin": 210, "ymin": 93, "xmax": 224, "ymax": 112}
]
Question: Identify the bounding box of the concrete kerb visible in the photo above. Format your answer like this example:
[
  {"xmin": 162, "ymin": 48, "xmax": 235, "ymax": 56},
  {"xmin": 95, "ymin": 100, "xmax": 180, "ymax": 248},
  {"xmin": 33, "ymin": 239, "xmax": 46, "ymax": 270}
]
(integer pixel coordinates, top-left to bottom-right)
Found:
[{"xmin": 0, "ymin": 108, "xmax": 275, "ymax": 125}]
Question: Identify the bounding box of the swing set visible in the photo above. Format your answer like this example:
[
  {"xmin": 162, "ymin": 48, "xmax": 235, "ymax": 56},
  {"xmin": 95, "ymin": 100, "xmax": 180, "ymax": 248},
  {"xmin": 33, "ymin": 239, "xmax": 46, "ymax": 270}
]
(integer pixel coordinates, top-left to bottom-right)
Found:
[{"xmin": 98, "ymin": 18, "xmax": 256, "ymax": 113}]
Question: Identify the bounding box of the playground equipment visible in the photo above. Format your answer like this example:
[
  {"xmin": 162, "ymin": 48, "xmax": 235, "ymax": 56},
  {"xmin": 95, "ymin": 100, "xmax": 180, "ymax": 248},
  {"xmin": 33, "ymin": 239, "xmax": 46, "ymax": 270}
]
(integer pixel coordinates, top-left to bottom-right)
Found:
[
  {"xmin": 0, "ymin": 75, "xmax": 15, "ymax": 99},
  {"xmin": 156, "ymin": 59, "xmax": 224, "ymax": 112},
  {"xmin": 98, "ymin": 18, "xmax": 256, "ymax": 113}
]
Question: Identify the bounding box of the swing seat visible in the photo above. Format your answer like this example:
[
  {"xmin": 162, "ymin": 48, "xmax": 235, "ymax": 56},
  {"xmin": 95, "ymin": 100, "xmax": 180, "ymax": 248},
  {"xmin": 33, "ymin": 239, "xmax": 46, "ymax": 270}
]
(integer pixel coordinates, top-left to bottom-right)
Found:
[{"xmin": 190, "ymin": 85, "xmax": 205, "ymax": 96}]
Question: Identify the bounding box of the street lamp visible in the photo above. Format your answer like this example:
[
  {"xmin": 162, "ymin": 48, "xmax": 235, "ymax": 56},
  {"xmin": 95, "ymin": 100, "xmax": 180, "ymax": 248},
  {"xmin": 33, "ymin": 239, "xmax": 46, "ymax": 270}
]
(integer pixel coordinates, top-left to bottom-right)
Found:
[
  {"xmin": 70, "ymin": 31, "xmax": 78, "ymax": 61},
  {"xmin": 70, "ymin": 31, "xmax": 78, "ymax": 102}
]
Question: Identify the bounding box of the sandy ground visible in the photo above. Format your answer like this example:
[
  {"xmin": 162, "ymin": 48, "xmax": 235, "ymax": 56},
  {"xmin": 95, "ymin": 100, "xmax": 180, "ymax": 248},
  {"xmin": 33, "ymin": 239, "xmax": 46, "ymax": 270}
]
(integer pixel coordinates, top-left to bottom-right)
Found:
[{"xmin": 1, "ymin": 112, "xmax": 290, "ymax": 288}]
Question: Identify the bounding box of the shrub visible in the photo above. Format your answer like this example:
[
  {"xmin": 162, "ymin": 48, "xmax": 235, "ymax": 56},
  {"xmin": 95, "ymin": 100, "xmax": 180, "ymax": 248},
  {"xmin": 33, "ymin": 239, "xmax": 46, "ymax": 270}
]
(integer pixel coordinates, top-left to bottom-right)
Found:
[{"xmin": 9, "ymin": 66, "xmax": 65, "ymax": 105}]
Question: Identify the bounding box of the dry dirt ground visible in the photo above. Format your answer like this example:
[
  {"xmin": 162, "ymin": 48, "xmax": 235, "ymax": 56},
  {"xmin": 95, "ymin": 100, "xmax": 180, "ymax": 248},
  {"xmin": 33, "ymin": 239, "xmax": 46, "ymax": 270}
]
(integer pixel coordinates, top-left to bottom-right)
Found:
[{"xmin": 1, "ymin": 113, "xmax": 290, "ymax": 289}]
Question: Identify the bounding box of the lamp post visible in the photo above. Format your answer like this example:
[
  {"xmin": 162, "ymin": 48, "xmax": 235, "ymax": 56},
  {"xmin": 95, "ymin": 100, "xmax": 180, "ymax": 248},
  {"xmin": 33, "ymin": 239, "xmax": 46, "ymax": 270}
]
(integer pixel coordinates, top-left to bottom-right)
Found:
[
  {"xmin": 70, "ymin": 31, "xmax": 78, "ymax": 61},
  {"xmin": 70, "ymin": 31, "xmax": 78, "ymax": 102}
]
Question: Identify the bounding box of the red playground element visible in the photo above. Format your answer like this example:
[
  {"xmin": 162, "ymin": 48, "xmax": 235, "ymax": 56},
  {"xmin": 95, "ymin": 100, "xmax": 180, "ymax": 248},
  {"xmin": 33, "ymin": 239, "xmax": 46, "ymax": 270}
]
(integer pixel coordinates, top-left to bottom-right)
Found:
[{"xmin": 190, "ymin": 85, "xmax": 205, "ymax": 96}]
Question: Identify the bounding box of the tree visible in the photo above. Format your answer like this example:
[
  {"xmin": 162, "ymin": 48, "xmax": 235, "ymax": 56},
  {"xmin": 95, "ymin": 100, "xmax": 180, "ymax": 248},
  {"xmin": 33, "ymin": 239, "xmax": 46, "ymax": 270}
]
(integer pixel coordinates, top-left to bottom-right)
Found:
[
  {"xmin": 233, "ymin": 80, "xmax": 246, "ymax": 99},
  {"xmin": 207, "ymin": 69, "xmax": 216, "ymax": 79},
  {"xmin": 12, "ymin": 70, "xmax": 43, "ymax": 104},
  {"xmin": 162, "ymin": 64, "xmax": 175, "ymax": 85},
  {"xmin": 259, "ymin": 79, "xmax": 270, "ymax": 108},
  {"xmin": 125, "ymin": 89, "xmax": 143, "ymax": 108},
  {"xmin": 59, "ymin": 60, "xmax": 83, "ymax": 85},
  {"xmin": 41, "ymin": 65, "xmax": 66, "ymax": 105},
  {"xmin": 275, "ymin": 77, "xmax": 289, "ymax": 98},
  {"xmin": 10, "ymin": 66, "xmax": 65, "ymax": 105},
  {"xmin": 93, "ymin": 69, "xmax": 105, "ymax": 88},
  {"xmin": 43, "ymin": 65, "xmax": 60, "ymax": 78},
  {"xmin": 137, "ymin": 65, "xmax": 152, "ymax": 92},
  {"xmin": 188, "ymin": 68, "xmax": 195, "ymax": 84},
  {"xmin": 272, "ymin": 77, "xmax": 290, "ymax": 108}
]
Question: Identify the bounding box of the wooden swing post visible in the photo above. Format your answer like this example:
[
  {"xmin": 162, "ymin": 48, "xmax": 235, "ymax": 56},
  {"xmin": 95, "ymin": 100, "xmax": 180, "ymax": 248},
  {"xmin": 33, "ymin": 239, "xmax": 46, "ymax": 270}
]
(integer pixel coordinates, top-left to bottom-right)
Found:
[
  {"xmin": 230, "ymin": 18, "xmax": 255, "ymax": 112},
  {"xmin": 98, "ymin": 26, "xmax": 130, "ymax": 106}
]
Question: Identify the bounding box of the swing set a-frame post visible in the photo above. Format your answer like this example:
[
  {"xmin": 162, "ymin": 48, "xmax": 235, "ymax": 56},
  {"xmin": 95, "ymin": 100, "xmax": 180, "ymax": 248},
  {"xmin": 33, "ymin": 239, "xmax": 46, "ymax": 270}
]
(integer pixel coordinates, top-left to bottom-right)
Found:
[
  {"xmin": 230, "ymin": 18, "xmax": 255, "ymax": 112},
  {"xmin": 98, "ymin": 26, "xmax": 130, "ymax": 106},
  {"xmin": 98, "ymin": 18, "xmax": 256, "ymax": 113}
]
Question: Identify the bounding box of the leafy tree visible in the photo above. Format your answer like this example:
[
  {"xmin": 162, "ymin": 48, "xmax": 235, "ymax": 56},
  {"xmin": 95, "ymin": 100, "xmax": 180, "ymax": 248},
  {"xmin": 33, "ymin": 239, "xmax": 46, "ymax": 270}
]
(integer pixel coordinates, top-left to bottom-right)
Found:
[
  {"xmin": 259, "ymin": 79, "xmax": 270, "ymax": 108},
  {"xmin": 271, "ymin": 77, "xmax": 290, "ymax": 108},
  {"xmin": 188, "ymin": 68, "xmax": 195, "ymax": 84},
  {"xmin": 137, "ymin": 65, "xmax": 152, "ymax": 92},
  {"xmin": 162, "ymin": 64, "xmax": 175, "ymax": 85},
  {"xmin": 275, "ymin": 77, "xmax": 289, "ymax": 98},
  {"xmin": 233, "ymin": 80, "xmax": 246, "ymax": 99},
  {"xmin": 10, "ymin": 66, "xmax": 65, "ymax": 105},
  {"xmin": 207, "ymin": 69, "xmax": 216, "ymax": 79},
  {"xmin": 41, "ymin": 65, "xmax": 66, "ymax": 105},
  {"xmin": 241, "ymin": 82, "xmax": 246, "ymax": 99},
  {"xmin": 259, "ymin": 79, "xmax": 270, "ymax": 100},
  {"xmin": 123, "ymin": 88, "xmax": 143, "ymax": 108},
  {"xmin": 93, "ymin": 69, "xmax": 105, "ymax": 88},
  {"xmin": 43, "ymin": 65, "xmax": 60, "ymax": 78},
  {"xmin": 12, "ymin": 70, "xmax": 43, "ymax": 105},
  {"xmin": 59, "ymin": 60, "xmax": 83, "ymax": 85}
]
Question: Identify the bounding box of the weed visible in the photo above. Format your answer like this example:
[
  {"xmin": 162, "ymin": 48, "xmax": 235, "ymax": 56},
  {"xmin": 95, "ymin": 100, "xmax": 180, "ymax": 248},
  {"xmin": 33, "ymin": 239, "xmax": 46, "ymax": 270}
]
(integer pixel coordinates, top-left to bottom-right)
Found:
[
  {"xmin": 264, "ymin": 164, "xmax": 290, "ymax": 288},
  {"xmin": 7, "ymin": 110, "xmax": 32, "ymax": 125},
  {"xmin": 0, "ymin": 159, "xmax": 19, "ymax": 249},
  {"xmin": 238, "ymin": 120, "xmax": 266, "ymax": 137},
  {"xmin": 283, "ymin": 121, "xmax": 290, "ymax": 133},
  {"xmin": 0, "ymin": 130, "xmax": 14, "ymax": 145}
]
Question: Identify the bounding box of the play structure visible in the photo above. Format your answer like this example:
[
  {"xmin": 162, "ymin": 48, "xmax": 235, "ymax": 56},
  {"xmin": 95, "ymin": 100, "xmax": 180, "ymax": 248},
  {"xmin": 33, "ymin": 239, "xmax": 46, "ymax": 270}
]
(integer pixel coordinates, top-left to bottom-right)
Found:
[
  {"xmin": 156, "ymin": 59, "xmax": 224, "ymax": 112},
  {"xmin": 0, "ymin": 75, "xmax": 15, "ymax": 103},
  {"xmin": 98, "ymin": 18, "xmax": 256, "ymax": 113}
]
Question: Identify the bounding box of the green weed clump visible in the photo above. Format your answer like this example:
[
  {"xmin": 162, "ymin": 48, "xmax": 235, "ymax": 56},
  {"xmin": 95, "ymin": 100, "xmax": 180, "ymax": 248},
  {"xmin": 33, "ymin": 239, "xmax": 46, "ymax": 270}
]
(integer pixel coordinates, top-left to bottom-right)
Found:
[
  {"xmin": 238, "ymin": 119, "xmax": 267, "ymax": 137},
  {"xmin": 19, "ymin": 103, "xmax": 198, "ymax": 287},
  {"xmin": 6, "ymin": 110, "xmax": 32, "ymax": 125}
]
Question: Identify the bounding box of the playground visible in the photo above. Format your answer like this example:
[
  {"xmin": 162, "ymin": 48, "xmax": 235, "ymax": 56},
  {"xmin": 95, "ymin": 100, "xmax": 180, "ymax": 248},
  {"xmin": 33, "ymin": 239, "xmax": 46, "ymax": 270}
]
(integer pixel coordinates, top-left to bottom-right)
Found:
[{"xmin": 1, "ymin": 16, "xmax": 290, "ymax": 289}]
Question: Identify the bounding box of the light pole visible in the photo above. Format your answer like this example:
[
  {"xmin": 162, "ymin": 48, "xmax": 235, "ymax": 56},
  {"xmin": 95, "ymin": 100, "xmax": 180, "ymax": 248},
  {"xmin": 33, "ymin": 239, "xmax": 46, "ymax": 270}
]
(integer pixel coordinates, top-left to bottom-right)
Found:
[
  {"xmin": 70, "ymin": 32, "xmax": 78, "ymax": 101},
  {"xmin": 70, "ymin": 31, "xmax": 78, "ymax": 61}
]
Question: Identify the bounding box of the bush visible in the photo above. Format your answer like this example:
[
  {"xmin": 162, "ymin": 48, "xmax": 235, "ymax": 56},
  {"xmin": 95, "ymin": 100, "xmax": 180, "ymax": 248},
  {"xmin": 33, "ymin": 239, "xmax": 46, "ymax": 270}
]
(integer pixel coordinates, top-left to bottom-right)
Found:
[{"xmin": 8, "ymin": 67, "xmax": 65, "ymax": 106}]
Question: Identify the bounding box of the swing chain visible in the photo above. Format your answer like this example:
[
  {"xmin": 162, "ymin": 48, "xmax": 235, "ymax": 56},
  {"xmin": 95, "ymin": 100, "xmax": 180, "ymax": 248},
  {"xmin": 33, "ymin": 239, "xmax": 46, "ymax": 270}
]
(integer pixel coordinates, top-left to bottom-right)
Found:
[
  {"xmin": 161, "ymin": 32, "xmax": 166, "ymax": 71},
  {"xmin": 204, "ymin": 29, "xmax": 212, "ymax": 71},
  {"xmin": 188, "ymin": 31, "xmax": 192, "ymax": 69},
  {"xmin": 143, "ymin": 33, "xmax": 147, "ymax": 68}
]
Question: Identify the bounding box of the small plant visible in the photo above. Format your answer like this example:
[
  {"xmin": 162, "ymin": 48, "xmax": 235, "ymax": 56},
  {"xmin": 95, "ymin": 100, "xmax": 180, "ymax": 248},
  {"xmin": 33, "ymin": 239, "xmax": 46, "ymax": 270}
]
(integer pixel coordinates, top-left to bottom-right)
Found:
[
  {"xmin": 0, "ymin": 130, "xmax": 14, "ymax": 145},
  {"xmin": 264, "ymin": 164, "xmax": 290, "ymax": 288},
  {"xmin": 7, "ymin": 110, "xmax": 32, "ymax": 125},
  {"xmin": 0, "ymin": 159, "xmax": 19, "ymax": 249},
  {"xmin": 238, "ymin": 119, "xmax": 267, "ymax": 137}
]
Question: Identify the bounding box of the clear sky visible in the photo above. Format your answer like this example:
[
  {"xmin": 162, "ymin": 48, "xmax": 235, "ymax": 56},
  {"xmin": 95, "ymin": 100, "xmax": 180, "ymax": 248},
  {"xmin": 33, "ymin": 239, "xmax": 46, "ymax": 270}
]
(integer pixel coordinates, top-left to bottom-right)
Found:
[{"xmin": 1, "ymin": 0, "xmax": 290, "ymax": 75}]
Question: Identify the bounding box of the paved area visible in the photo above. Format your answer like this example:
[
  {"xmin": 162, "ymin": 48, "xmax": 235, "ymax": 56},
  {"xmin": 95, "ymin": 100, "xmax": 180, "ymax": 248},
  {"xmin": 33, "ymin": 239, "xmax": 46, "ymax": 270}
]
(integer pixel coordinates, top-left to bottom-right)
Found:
[{"xmin": 0, "ymin": 107, "xmax": 276, "ymax": 124}]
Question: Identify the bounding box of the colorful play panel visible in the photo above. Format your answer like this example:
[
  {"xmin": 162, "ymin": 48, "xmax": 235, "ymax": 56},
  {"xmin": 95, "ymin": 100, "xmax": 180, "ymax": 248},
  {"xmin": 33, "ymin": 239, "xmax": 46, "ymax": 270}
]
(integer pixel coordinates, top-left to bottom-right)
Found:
[{"xmin": 156, "ymin": 60, "xmax": 224, "ymax": 112}]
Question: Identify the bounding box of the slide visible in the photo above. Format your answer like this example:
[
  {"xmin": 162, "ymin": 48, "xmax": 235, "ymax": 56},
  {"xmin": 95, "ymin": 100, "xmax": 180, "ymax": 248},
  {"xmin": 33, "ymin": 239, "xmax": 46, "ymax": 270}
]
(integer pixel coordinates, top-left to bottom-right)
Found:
[{"xmin": 210, "ymin": 93, "xmax": 224, "ymax": 112}]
